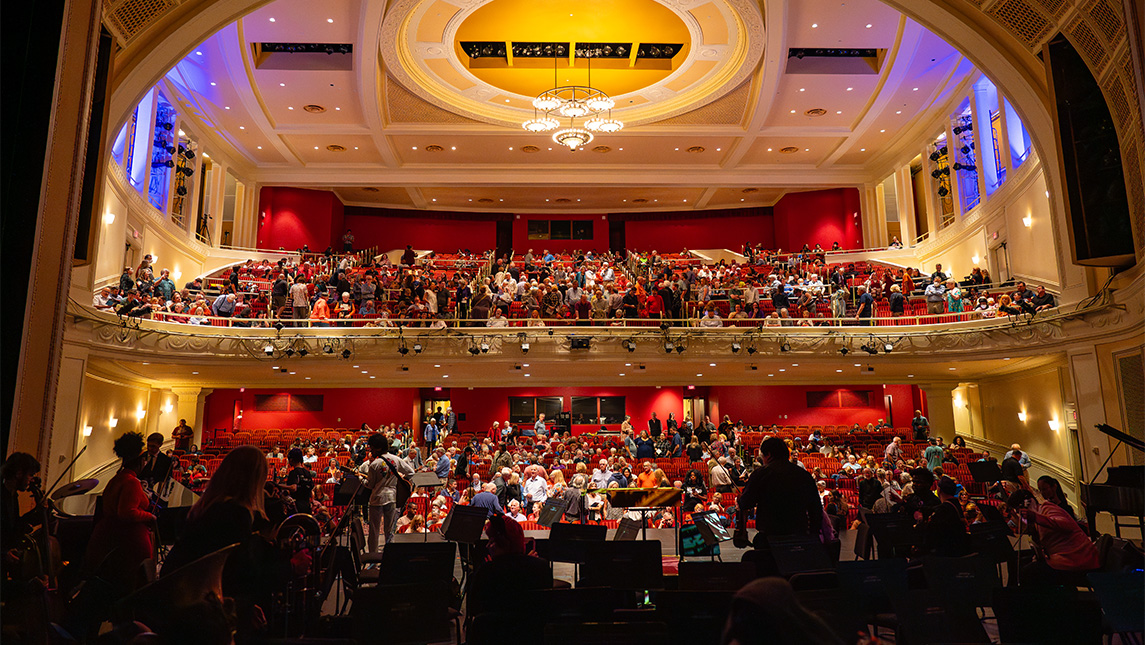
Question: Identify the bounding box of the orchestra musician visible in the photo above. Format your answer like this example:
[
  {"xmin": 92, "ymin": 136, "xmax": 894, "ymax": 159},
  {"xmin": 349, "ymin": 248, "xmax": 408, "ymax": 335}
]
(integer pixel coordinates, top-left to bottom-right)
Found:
[
  {"xmin": 1, "ymin": 453, "xmax": 44, "ymax": 596},
  {"xmin": 83, "ymin": 432, "xmax": 157, "ymax": 590},
  {"xmin": 356, "ymin": 434, "xmax": 414, "ymax": 553},
  {"xmin": 138, "ymin": 432, "xmax": 174, "ymax": 489}
]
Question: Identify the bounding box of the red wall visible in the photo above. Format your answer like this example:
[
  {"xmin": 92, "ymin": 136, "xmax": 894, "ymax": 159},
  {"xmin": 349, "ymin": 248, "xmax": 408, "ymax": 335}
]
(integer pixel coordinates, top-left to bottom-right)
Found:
[
  {"xmin": 772, "ymin": 188, "xmax": 863, "ymax": 251},
  {"xmin": 623, "ymin": 209, "xmax": 775, "ymax": 252},
  {"xmin": 201, "ymin": 384, "xmax": 921, "ymax": 438},
  {"xmin": 512, "ymin": 214, "xmax": 608, "ymax": 254},
  {"xmin": 708, "ymin": 383, "xmax": 917, "ymax": 428},
  {"xmin": 344, "ymin": 209, "xmax": 498, "ymax": 253},
  {"xmin": 258, "ymin": 187, "xmax": 345, "ymax": 251},
  {"xmin": 202, "ymin": 388, "xmax": 420, "ymax": 435}
]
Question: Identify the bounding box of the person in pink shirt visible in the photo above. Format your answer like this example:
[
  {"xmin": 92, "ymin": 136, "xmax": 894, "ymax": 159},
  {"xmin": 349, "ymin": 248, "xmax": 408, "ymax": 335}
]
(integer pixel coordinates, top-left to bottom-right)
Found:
[{"xmin": 1009, "ymin": 483, "xmax": 1099, "ymax": 585}]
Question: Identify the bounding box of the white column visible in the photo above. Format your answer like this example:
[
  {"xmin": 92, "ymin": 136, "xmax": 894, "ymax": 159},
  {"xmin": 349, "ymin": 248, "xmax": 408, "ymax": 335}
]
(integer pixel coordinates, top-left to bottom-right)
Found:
[
  {"xmin": 896, "ymin": 166, "xmax": 917, "ymax": 246},
  {"xmin": 172, "ymin": 386, "xmax": 208, "ymax": 445}
]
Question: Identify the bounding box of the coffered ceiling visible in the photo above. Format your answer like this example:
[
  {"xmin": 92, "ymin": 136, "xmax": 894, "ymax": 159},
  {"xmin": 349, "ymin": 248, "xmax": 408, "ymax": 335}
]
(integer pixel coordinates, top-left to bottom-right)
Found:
[{"xmin": 158, "ymin": 0, "xmax": 976, "ymax": 212}]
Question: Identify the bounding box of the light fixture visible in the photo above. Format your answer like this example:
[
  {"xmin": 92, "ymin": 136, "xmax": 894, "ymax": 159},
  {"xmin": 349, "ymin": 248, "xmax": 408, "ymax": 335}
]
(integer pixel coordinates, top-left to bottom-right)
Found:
[
  {"xmin": 83, "ymin": 426, "xmax": 93, "ymax": 437},
  {"xmin": 664, "ymin": 341, "xmax": 675, "ymax": 354},
  {"xmin": 972, "ymin": 254, "xmax": 980, "ymax": 264},
  {"xmin": 103, "ymin": 212, "xmax": 116, "ymax": 224},
  {"xmin": 1018, "ymin": 412, "xmax": 1028, "ymax": 422},
  {"xmin": 398, "ymin": 343, "xmax": 409, "ymax": 356},
  {"xmin": 1048, "ymin": 419, "xmax": 1061, "ymax": 431},
  {"xmin": 480, "ymin": 342, "xmax": 490, "ymax": 353},
  {"xmin": 731, "ymin": 342, "xmax": 741, "ymax": 354},
  {"xmin": 747, "ymin": 346, "xmax": 757, "ymax": 355},
  {"xmin": 861, "ymin": 343, "xmax": 878, "ymax": 355},
  {"xmin": 341, "ymin": 349, "xmax": 352, "ymax": 359},
  {"xmin": 413, "ymin": 343, "xmax": 422, "ymax": 354},
  {"xmin": 1022, "ymin": 214, "xmax": 1032, "ymax": 228},
  {"xmin": 468, "ymin": 343, "xmax": 480, "ymax": 356},
  {"xmin": 298, "ymin": 348, "xmax": 309, "ymax": 357},
  {"xmin": 524, "ymin": 56, "xmax": 623, "ymax": 148},
  {"xmin": 521, "ymin": 342, "xmax": 530, "ymax": 354},
  {"xmin": 264, "ymin": 344, "xmax": 274, "ymax": 355},
  {"xmin": 624, "ymin": 339, "xmax": 637, "ymax": 352},
  {"xmin": 883, "ymin": 342, "xmax": 894, "ymax": 353},
  {"xmin": 779, "ymin": 342, "xmax": 791, "ymax": 353},
  {"xmin": 552, "ymin": 128, "xmax": 593, "ymax": 150},
  {"xmin": 675, "ymin": 344, "xmax": 686, "ymax": 354},
  {"xmin": 109, "ymin": 418, "xmax": 118, "ymax": 428},
  {"xmin": 323, "ymin": 343, "xmax": 334, "ymax": 354},
  {"xmin": 838, "ymin": 347, "xmax": 850, "ymax": 356},
  {"xmin": 163, "ymin": 403, "xmax": 173, "ymax": 414},
  {"xmin": 136, "ymin": 408, "xmax": 146, "ymax": 420}
]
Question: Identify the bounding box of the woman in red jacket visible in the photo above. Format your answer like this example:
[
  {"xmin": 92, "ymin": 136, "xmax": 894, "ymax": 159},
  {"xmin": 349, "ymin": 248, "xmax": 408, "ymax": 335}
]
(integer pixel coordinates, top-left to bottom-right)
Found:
[{"xmin": 83, "ymin": 431, "xmax": 156, "ymax": 589}]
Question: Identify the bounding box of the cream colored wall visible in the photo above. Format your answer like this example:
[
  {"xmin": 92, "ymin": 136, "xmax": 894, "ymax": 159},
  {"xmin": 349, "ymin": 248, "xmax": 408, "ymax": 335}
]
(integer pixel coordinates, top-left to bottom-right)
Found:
[
  {"xmin": 975, "ymin": 365, "xmax": 1071, "ymax": 471},
  {"xmin": 94, "ymin": 189, "xmax": 130, "ymax": 285},
  {"xmin": 139, "ymin": 221, "xmax": 204, "ymax": 286},
  {"xmin": 1001, "ymin": 172, "xmax": 1060, "ymax": 288},
  {"xmin": 920, "ymin": 230, "xmax": 989, "ymax": 284},
  {"xmin": 74, "ymin": 371, "xmax": 182, "ymax": 479}
]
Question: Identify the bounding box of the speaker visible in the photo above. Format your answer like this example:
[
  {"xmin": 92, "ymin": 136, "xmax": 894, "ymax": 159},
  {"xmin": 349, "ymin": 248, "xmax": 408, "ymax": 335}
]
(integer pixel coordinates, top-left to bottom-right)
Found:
[{"xmin": 1045, "ymin": 35, "xmax": 1135, "ymax": 267}]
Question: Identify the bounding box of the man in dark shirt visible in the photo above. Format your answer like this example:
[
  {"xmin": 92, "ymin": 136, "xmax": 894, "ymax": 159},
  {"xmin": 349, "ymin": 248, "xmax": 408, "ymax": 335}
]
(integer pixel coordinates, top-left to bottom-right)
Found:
[
  {"xmin": 858, "ymin": 468, "xmax": 882, "ymax": 509},
  {"xmin": 470, "ymin": 482, "xmax": 505, "ymax": 519},
  {"xmin": 1000, "ymin": 449, "xmax": 1026, "ymax": 493},
  {"xmin": 931, "ymin": 263, "xmax": 948, "ymax": 282},
  {"xmin": 856, "ymin": 285, "xmax": 875, "ymax": 326},
  {"xmin": 271, "ymin": 273, "xmax": 289, "ymax": 314},
  {"xmin": 648, "ymin": 412, "xmax": 662, "ymax": 438},
  {"xmin": 734, "ymin": 437, "xmax": 822, "ymax": 550},
  {"xmin": 922, "ymin": 477, "xmax": 971, "ymax": 556},
  {"xmin": 401, "ymin": 245, "xmax": 416, "ymax": 266},
  {"xmin": 285, "ymin": 448, "xmax": 315, "ymax": 515},
  {"xmin": 1030, "ymin": 285, "xmax": 1055, "ymax": 312}
]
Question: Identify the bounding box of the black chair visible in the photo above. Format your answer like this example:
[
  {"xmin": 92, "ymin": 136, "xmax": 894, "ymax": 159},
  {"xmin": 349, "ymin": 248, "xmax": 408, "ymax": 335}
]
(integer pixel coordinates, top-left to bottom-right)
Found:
[
  {"xmin": 578, "ymin": 540, "xmax": 664, "ymax": 589},
  {"xmin": 853, "ymin": 522, "xmax": 872, "ymax": 560},
  {"xmin": 922, "ymin": 554, "xmax": 1001, "ymax": 613},
  {"xmin": 351, "ymin": 582, "xmax": 457, "ymax": 644},
  {"xmin": 769, "ymin": 535, "xmax": 833, "ymax": 577},
  {"xmin": 892, "ymin": 590, "xmax": 990, "ymax": 644},
  {"xmin": 543, "ymin": 621, "xmax": 669, "ymax": 644},
  {"xmin": 677, "ymin": 560, "xmax": 758, "ymax": 591},
  {"xmin": 376, "ymin": 541, "xmax": 456, "ymax": 584},
  {"xmin": 838, "ymin": 558, "xmax": 909, "ymax": 637},
  {"xmin": 650, "ymin": 590, "xmax": 736, "ymax": 645},
  {"xmin": 788, "ymin": 570, "xmax": 839, "ymax": 591},
  {"xmin": 797, "ymin": 588, "xmax": 873, "ymax": 645},
  {"xmin": 538, "ymin": 587, "xmax": 631, "ymax": 623},
  {"xmin": 1087, "ymin": 570, "xmax": 1144, "ymax": 642},
  {"xmin": 993, "ymin": 585, "xmax": 1104, "ymax": 645}
]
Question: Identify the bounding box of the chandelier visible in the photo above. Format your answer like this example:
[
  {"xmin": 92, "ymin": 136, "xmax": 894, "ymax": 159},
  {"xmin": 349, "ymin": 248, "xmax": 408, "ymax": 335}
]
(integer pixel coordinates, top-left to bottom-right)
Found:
[{"xmin": 522, "ymin": 56, "xmax": 623, "ymax": 149}]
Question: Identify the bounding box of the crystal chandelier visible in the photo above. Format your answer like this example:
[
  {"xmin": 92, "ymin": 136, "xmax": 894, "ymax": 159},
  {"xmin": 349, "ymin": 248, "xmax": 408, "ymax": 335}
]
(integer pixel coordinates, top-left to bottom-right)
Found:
[{"xmin": 521, "ymin": 56, "xmax": 623, "ymax": 150}]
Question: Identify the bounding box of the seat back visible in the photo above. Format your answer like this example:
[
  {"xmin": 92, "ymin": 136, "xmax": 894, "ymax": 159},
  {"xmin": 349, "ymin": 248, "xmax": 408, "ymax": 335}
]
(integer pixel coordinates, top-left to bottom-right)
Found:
[
  {"xmin": 921, "ymin": 554, "xmax": 1000, "ymax": 609},
  {"xmin": 993, "ymin": 586, "xmax": 1104, "ymax": 645}
]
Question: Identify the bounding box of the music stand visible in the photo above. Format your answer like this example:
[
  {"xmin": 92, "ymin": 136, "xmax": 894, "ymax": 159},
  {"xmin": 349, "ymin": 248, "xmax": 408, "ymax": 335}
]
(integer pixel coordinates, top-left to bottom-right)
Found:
[
  {"xmin": 967, "ymin": 460, "xmax": 1003, "ymax": 484},
  {"xmin": 537, "ymin": 498, "xmax": 569, "ymax": 528},
  {"xmin": 377, "ymin": 542, "xmax": 457, "ymax": 584},
  {"xmin": 441, "ymin": 504, "xmax": 488, "ymax": 544},
  {"xmin": 549, "ymin": 522, "xmax": 607, "ymax": 565},
  {"xmin": 614, "ymin": 517, "xmax": 642, "ymax": 541},
  {"xmin": 690, "ymin": 511, "xmax": 733, "ymax": 548},
  {"xmin": 578, "ymin": 540, "xmax": 664, "ymax": 590},
  {"xmin": 409, "ymin": 472, "xmax": 443, "ymax": 490}
]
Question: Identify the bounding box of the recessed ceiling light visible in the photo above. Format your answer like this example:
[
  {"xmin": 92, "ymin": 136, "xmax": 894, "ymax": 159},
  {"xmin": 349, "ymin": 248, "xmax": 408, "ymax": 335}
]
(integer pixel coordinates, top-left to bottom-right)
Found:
[
  {"xmin": 880, "ymin": 129, "xmax": 885, "ymax": 133},
  {"xmin": 790, "ymin": 109, "xmax": 796, "ymax": 113},
  {"xmin": 210, "ymin": 82, "xmax": 216, "ymax": 86},
  {"xmin": 314, "ymin": 146, "xmax": 319, "ymax": 149},
  {"xmin": 287, "ymin": 106, "xmax": 294, "ymax": 110},
  {"xmin": 799, "ymin": 88, "xmax": 806, "ymax": 92},
  {"xmin": 195, "ymin": 51, "xmax": 203, "ymax": 56},
  {"xmin": 836, "ymin": 369, "xmax": 843, "ymax": 372},
  {"xmin": 860, "ymin": 148, "xmax": 866, "ymax": 151},
  {"xmin": 370, "ymin": 376, "xmax": 376, "ymax": 379},
  {"xmin": 257, "ymin": 146, "xmax": 262, "ymax": 149},
  {"xmin": 792, "ymin": 364, "xmax": 799, "ymax": 367},
  {"xmin": 289, "ymin": 371, "xmax": 296, "ymax": 375},
  {"xmin": 710, "ymin": 363, "xmax": 717, "ymax": 367},
  {"xmin": 224, "ymin": 106, "xmax": 230, "ymax": 110},
  {"xmin": 353, "ymin": 365, "xmax": 359, "ymax": 368},
  {"xmin": 779, "ymin": 368, "xmax": 786, "ymax": 372},
  {"xmin": 716, "ymin": 148, "xmax": 721, "ymax": 151},
  {"xmin": 239, "ymin": 126, "xmax": 245, "ymax": 130},
  {"xmin": 451, "ymin": 146, "xmax": 456, "ymax": 150},
  {"xmin": 432, "ymin": 198, "xmax": 437, "ymax": 201},
  {"xmin": 619, "ymin": 373, "xmax": 625, "ymax": 377},
  {"xmin": 913, "ymin": 87, "xmax": 919, "ymax": 91},
  {"xmin": 505, "ymin": 99, "xmax": 510, "ymax": 103},
  {"xmin": 327, "ymin": 18, "xmax": 333, "ymax": 22},
  {"xmin": 811, "ymin": 23, "xmax": 818, "ymax": 28},
  {"xmin": 335, "ymin": 107, "xmax": 340, "ymax": 110},
  {"xmin": 442, "ymin": 374, "xmax": 449, "ymax": 378},
  {"xmin": 305, "ymin": 376, "xmax": 311, "ymax": 380},
  {"xmin": 618, "ymin": 147, "xmax": 623, "ymax": 150},
  {"xmin": 696, "ymin": 373, "xmax": 703, "ymax": 377},
  {"xmin": 412, "ymin": 146, "xmax": 417, "ymax": 150},
  {"xmin": 741, "ymin": 199, "xmax": 745, "ymax": 201},
  {"xmin": 675, "ymin": 148, "xmax": 679, "ymax": 151},
  {"xmin": 907, "ymin": 374, "xmax": 914, "ymax": 378},
  {"xmin": 866, "ymin": 23, "xmax": 872, "ymax": 28},
  {"xmin": 846, "ymin": 87, "xmax": 853, "ymax": 91},
  {"xmin": 177, "ymin": 129, "xmax": 185, "ymax": 136},
  {"xmin": 767, "ymin": 148, "xmax": 772, "ymax": 151},
  {"xmin": 949, "ymin": 367, "xmax": 957, "ymax": 370},
  {"xmin": 805, "ymin": 148, "xmax": 810, "ymax": 151},
  {"xmin": 836, "ymin": 110, "xmax": 842, "ymax": 114},
  {"xmin": 768, "ymin": 374, "xmax": 774, "ymax": 377},
  {"xmin": 269, "ymin": 17, "xmax": 275, "ymax": 22},
  {"xmin": 354, "ymin": 146, "xmax": 358, "ymax": 149},
  {"xmin": 192, "ymin": 371, "xmax": 199, "ymax": 375},
  {"xmin": 279, "ymin": 83, "xmax": 285, "ymax": 87}
]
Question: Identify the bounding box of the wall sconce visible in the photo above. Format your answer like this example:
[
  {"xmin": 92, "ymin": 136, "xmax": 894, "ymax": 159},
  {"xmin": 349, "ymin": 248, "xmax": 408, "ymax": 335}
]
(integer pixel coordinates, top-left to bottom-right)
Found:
[
  {"xmin": 1022, "ymin": 215, "xmax": 1032, "ymax": 228},
  {"xmin": 1017, "ymin": 412, "xmax": 1027, "ymax": 422},
  {"xmin": 1048, "ymin": 419, "xmax": 1061, "ymax": 431},
  {"xmin": 163, "ymin": 403, "xmax": 173, "ymax": 414},
  {"xmin": 135, "ymin": 408, "xmax": 146, "ymax": 420},
  {"xmin": 151, "ymin": 254, "xmax": 158, "ymax": 262},
  {"xmin": 171, "ymin": 270, "xmax": 182, "ymax": 281},
  {"xmin": 109, "ymin": 417, "xmax": 119, "ymax": 428},
  {"xmin": 103, "ymin": 212, "xmax": 116, "ymax": 225},
  {"xmin": 83, "ymin": 426, "xmax": 93, "ymax": 437},
  {"xmin": 971, "ymin": 254, "xmax": 980, "ymax": 264}
]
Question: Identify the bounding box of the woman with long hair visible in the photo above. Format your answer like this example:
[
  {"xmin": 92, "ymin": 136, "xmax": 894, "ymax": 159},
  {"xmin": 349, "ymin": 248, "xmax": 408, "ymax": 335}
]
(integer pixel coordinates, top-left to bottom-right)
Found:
[
  {"xmin": 83, "ymin": 431, "xmax": 156, "ymax": 589},
  {"xmin": 682, "ymin": 469, "xmax": 707, "ymax": 511}
]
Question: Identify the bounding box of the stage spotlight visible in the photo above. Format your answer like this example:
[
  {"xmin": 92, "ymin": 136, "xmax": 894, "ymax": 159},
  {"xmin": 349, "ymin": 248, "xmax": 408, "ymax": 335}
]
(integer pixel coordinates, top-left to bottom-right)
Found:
[
  {"xmin": 298, "ymin": 348, "xmax": 309, "ymax": 357},
  {"xmin": 398, "ymin": 344, "xmax": 409, "ymax": 356},
  {"xmin": 664, "ymin": 341, "xmax": 675, "ymax": 354},
  {"xmin": 624, "ymin": 339, "xmax": 636, "ymax": 352},
  {"xmin": 285, "ymin": 348, "xmax": 295, "ymax": 357},
  {"xmin": 675, "ymin": 344, "xmax": 685, "ymax": 354},
  {"xmin": 341, "ymin": 349, "xmax": 351, "ymax": 359},
  {"xmin": 468, "ymin": 344, "xmax": 480, "ymax": 356},
  {"xmin": 839, "ymin": 347, "xmax": 849, "ymax": 356},
  {"xmin": 731, "ymin": 342, "xmax": 741, "ymax": 354},
  {"xmin": 480, "ymin": 342, "xmax": 490, "ymax": 353},
  {"xmin": 659, "ymin": 322, "xmax": 670, "ymax": 331},
  {"xmin": 861, "ymin": 344, "xmax": 878, "ymax": 355},
  {"xmin": 274, "ymin": 322, "xmax": 285, "ymax": 331},
  {"xmin": 263, "ymin": 344, "xmax": 274, "ymax": 356},
  {"xmin": 412, "ymin": 343, "xmax": 422, "ymax": 354},
  {"xmin": 747, "ymin": 346, "xmax": 757, "ymax": 355},
  {"xmin": 521, "ymin": 342, "xmax": 530, "ymax": 354},
  {"xmin": 779, "ymin": 342, "xmax": 791, "ymax": 353},
  {"xmin": 883, "ymin": 342, "xmax": 894, "ymax": 353},
  {"xmin": 323, "ymin": 343, "xmax": 334, "ymax": 354}
]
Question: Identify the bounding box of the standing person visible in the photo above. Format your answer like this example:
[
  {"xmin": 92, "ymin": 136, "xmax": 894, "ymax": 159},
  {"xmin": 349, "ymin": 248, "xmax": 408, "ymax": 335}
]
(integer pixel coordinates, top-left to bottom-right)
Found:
[
  {"xmin": 855, "ymin": 285, "xmax": 875, "ymax": 326},
  {"xmin": 911, "ymin": 410, "xmax": 931, "ymax": 441},
  {"xmin": 534, "ymin": 413, "xmax": 548, "ymax": 438},
  {"xmin": 733, "ymin": 438, "xmax": 822, "ymax": 561},
  {"xmin": 285, "ymin": 448, "xmax": 315, "ymax": 515},
  {"xmin": 138, "ymin": 432, "xmax": 174, "ymax": 489},
  {"xmin": 1000, "ymin": 449, "xmax": 1028, "ymax": 494},
  {"xmin": 342, "ymin": 229, "xmax": 355, "ymax": 253},
  {"xmin": 358, "ymin": 434, "xmax": 414, "ymax": 553},
  {"xmin": 290, "ymin": 277, "xmax": 310, "ymax": 324},
  {"xmin": 648, "ymin": 412, "xmax": 662, "ymax": 439},
  {"xmin": 424, "ymin": 416, "xmax": 440, "ymax": 451},
  {"xmin": 443, "ymin": 407, "xmax": 458, "ymax": 434},
  {"xmin": 83, "ymin": 432, "xmax": 156, "ymax": 589},
  {"xmin": 924, "ymin": 438, "xmax": 945, "ymax": 472},
  {"xmin": 171, "ymin": 419, "xmax": 195, "ymax": 452},
  {"xmin": 271, "ymin": 273, "xmax": 289, "ymax": 317}
]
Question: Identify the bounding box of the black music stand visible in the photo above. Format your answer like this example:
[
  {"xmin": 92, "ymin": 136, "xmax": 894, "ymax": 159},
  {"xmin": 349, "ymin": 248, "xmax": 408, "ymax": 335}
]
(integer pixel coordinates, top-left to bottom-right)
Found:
[
  {"xmin": 377, "ymin": 542, "xmax": 457, "ymax": 584},
  {"xmin": 690, "ymin": 511, "xmax": 733, "ymax": 560},
  {"xmin": 549, "ymin": 522, "xmax": 607, "ymax": 566},
  {"xmin": 614, "ymin": 517, "xmax": 642, "ymax": 541},
  {"xmin": 578, "ymin": 540, "xmax": 664, "ymax": 589},
  {"xmin": 537, "ymin": 498, "xmax": 568, "ymax": 528},
  {"xmin": 967, "ymin": 460, "xmax": 1003, "ymax": 485},
  {"xmin": 441, "ymin": 504, "xmax": 488, "ymax": 544}
]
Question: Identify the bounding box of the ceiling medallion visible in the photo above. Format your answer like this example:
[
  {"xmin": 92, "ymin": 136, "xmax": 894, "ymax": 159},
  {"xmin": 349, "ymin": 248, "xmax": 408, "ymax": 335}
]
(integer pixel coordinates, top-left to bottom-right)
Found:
[
  {"xmin": 780, "ymin": 146, "xmax": 799, "ymax": 154},
  {"xmin": 303, "ymin": 104, "xmax": 327, "ymax": 113},
  {"xmin": 804, "ymin": 108, "xmax": 827, "ymax": 117},
  {"xmin": 424, "ymin": 145, "xmax": 445, "ymax": 152},
  {"xmin": 592, "ymin": 145, "xmax": 611, "ymax": 153},
  {"xmin": 687, "ymin": 146, "xmax": 705, "ymax": 153},
  {"xmin": 326, "ymin": 144, "xmax": 346, "ymax": 152},
  {"xmin": 522, "ymin": 57, "xmax": 623, "ymax": 150},
  {"xmin": 742, "ymin": 187, "xmax": 759, "ymax": 193},
  {"xmin": 521, "ymin": 145, "xmax": 541, "ymax": 153}
]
